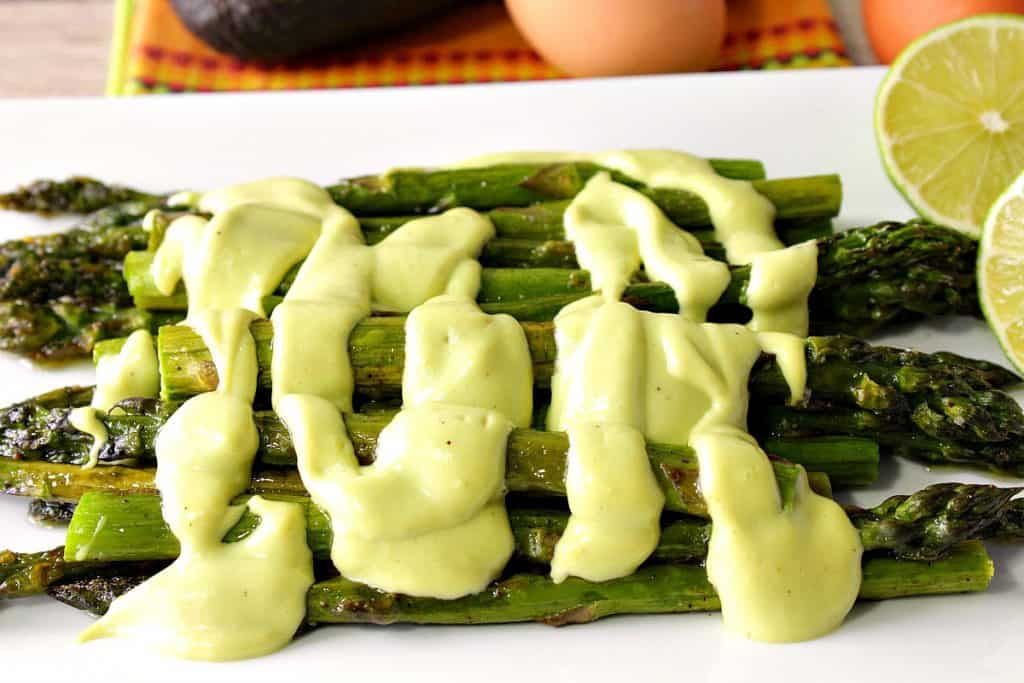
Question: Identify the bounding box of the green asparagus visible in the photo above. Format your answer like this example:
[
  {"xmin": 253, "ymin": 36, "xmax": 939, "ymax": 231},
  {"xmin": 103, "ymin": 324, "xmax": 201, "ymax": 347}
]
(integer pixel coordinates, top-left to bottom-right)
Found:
[
  {"xmin": 0, "ymin": 433, "xmax": 836, "ymax": 518},
  {"xmin": 0, "ymin": 178, "xmax": 157, "ymax": 215},
  {"xmin": 39, "ymin": 543, "xmax": 998, "ymax": 622},
  {"xmin": 62, "ymin": 483, "xmax": 1023, "ymax": 567},
  {"xmin": 149, "ymin": 313, "xmax": 1024, "ymax": 475},
  {"xmin": 0, "ymin": 387, "xmax": 879, "ymax": 488}
]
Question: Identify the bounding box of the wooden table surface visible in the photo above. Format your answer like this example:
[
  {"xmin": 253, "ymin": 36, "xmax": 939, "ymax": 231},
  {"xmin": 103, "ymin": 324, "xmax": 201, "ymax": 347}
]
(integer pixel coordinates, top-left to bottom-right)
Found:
[{"xmin": 0, "ymin": 0, "xmax": 114, "ymax": 98}]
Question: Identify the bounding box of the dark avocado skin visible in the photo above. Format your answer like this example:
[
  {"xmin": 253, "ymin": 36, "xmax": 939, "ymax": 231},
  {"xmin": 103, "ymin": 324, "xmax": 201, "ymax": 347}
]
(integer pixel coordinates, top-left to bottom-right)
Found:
[{"xmin": 171, "ymin": 0, "xmax": 465, "ymax": 62}]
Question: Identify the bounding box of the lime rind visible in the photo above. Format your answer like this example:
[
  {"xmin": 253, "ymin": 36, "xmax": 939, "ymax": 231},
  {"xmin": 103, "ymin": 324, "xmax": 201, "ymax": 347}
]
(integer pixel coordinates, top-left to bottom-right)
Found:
[{"xmin": 875, "ymin": 14, "xmax": 1024, "ymax": 239}]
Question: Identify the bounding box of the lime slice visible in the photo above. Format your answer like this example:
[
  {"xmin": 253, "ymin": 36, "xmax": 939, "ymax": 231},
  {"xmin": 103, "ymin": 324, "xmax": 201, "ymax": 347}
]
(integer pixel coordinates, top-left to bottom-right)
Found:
[
  {"xmin": 978, "ymin": 169, "xmax": 1024, "ymax": 372},
  {"xmin": 875, "ymin": 14, "xmax": 1024, "ymax": 238}
]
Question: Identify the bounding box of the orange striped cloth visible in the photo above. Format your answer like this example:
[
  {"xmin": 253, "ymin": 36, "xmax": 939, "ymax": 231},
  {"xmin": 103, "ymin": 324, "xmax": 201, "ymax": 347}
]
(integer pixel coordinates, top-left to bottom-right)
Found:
[{"xmin": 108, "ymin": 0, "xmax": 851, "ymax": 95}]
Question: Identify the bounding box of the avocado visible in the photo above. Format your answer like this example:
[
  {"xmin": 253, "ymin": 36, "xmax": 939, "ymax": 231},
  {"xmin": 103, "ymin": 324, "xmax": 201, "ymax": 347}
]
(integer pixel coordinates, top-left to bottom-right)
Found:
[{"xmin": 171, "ymin": 0, "xmax": 465, "ymax": 62}]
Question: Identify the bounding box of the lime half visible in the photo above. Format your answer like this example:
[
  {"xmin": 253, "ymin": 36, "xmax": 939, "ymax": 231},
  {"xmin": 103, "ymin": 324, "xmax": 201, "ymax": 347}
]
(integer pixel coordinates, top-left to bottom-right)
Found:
[
  {"xmin": 875, "ymin": 14, "xmax": 1024, "ymax": 238},
  {"xmin": 979, "ymin": 169, "xmax": 1024, "ymax": 372}
]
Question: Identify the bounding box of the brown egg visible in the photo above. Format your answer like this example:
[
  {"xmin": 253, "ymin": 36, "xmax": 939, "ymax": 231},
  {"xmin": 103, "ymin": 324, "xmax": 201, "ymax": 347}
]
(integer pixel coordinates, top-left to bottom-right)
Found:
[{"xmin": 506, "ymin": 0, "xmax": 726, "ymax": 77}]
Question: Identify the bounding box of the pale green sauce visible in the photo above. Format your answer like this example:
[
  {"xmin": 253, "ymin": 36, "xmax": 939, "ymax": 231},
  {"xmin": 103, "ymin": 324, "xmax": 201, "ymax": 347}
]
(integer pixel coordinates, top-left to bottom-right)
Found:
[
  {"xmin": 270, "ymin": 203, "xmax": 524, "ymax": 598},
  {"xmin": 80, "ymin": 179, "xmax": 337, "ymax": 660},
  {"xmin": 548, "ymin": 296, "xmax": 861, "ymax": 640},
  {"xmin": 746, "ymin": 241, "xmax": 819, "ymax": 336},
  {"xmin": 77, "ymin": 149, "xmax": 860, "ymax": 655},
  {"xmin": 456, "ymin": 149, "xmax": 779, "ymax": 263},
  {"xmin": 508, "ymin": 149, "xmax": 862, "ymax": 640},
  {"xmin": 697, "ymin": 427, "xmax": 863, "ymax": 642},
  {"xmin": 564, "ymin": 172, "xmax": 730, "ymax": 320},
  {"xmin": 279, "ymin": 295, "xmax": 531, "ymax": 598},
  {"xmin": 270, "ymin": 206, "xmax": 494, "ymax": 412},
  {"xmin": 80, "ymin": 393, "xmax": 313, "ymax": 660},
  {"xmin": 85, "ymin": 177, "xmax": 527, "ymax": 658},
  {"xmin": 93, "ymin": 329, "xmax": 160, "ymax": 412},
  {"xmin": 67, "ymin": 408, "xmax": 107, "ymax": 471},
  {"xmin": 69, "ymin": 329, "xmax": 159, "ymax": 469},
  {"xmin": 458, "ymin": 149, "xmax": 818, "ymax": 336}
]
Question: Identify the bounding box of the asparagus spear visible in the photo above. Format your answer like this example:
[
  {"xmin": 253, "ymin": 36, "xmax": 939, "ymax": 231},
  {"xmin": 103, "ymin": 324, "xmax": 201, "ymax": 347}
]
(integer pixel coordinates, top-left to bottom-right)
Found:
[
  {"xmin": 123, "ymin": 221, "xmax": 980, "ymax": 344},
  {"xmin": 0, "ymin": 159, "xmax": 762, "ymax": 217},
  {"xmin": 0, "ymin": 166, "xmax": 785, "ymax": 294},
  {"xmin": 0, "ymin": 199, "xmax": 158, "ymax": 298},
  {"xmin": 0, "ymin": 204, "xmax": 974, "ymax": 361},
  {"xmin": 310, "ymin": 542, "xmax": 995, "ymax": 625},
  {"xmin": 0, "ymin": 196, "xmax": 168, "ymax": 360},
  {"xmin": 61, "ymin": 483, "xmax": 1022, "ymax": 569},
  {"xmin": 49, "ymin": 574, "xmax": 151, "ymax": 615},
  {"xmin": 0, "ymin": 173, "xmax": 839, "ymax": 359},
  {"xmin": 27, "ymin": 499, "xmax": 76, "ymax": 526},
  {"xmin": 0, "ymin": 546, "xmax": 162, "ymax": 600},
  {"xmin": 0, "ymin": 178, "xmax": 158, "ymax": 215},
  {"xmin": 40, "ymin": 543, "xmax": 997, "ymax": 621},
  {"xmin": 361, "ymin": 203, "xmax": 832, "ymax": 247},
  {"xmin": 0, "ymin": 204, "xmax": 821, "ymax": 356},
  {"xmin": 0, "ymin": 218, "xmax": 977, "ymax": 358},
  {"xmin": 11, "ymin": 218, "xmax": 977, "ymax": 359},
  {"xmin": 325, "ymin": 163, "xmax": 840, "ymax": 221},
  {"xmin": 122, "ymin": 174, "xmax": 840, "ymax": 308},
  {"xmin": 0, "ymin": 386, "xmax": 879, "ymax": 488},
  {"xmin": 754, "ymin": 402, "xmax": 1024, "ymax": 475},
  {"xmin": 155, "ymin": 315, "xmax": 1015, "ymax": 401},
  {"xmin": 148, "ymin": 313, "xmax": 1024, "ymax": 474},
  {"xmin": 0, "ymin": 433, "xmax": 837, "ymax": 518},
  {"xmin": 0, "ymin": 301, "xmax": 179, "ymax": 361}
]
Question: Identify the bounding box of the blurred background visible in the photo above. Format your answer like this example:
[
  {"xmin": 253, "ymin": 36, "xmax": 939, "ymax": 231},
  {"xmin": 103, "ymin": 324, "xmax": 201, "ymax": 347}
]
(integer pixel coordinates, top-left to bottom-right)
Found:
[{"xmin": 0, "ymin": 0, "xmax": 1021, "ymax": 97}]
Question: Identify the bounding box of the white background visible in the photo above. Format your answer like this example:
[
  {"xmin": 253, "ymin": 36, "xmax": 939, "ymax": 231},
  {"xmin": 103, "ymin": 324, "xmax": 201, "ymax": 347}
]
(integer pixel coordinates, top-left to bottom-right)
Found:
[{"xmin": 0, "ymin": 67, "xmax": 1020, "ymax": 682}]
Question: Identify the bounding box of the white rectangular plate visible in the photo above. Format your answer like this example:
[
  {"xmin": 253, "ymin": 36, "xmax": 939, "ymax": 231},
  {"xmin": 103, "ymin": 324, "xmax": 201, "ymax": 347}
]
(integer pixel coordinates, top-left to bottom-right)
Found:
[{"xmin": 0, "ymin": 67, "xmax": 1020, "ymax": 683}]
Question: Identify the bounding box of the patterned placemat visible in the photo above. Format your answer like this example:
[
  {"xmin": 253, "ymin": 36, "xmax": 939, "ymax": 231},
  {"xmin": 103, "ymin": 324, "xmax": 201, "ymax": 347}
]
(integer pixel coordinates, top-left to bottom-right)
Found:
[{"xmin": 108, "ymin": 0, "xmax": 851, "ymax": 95}]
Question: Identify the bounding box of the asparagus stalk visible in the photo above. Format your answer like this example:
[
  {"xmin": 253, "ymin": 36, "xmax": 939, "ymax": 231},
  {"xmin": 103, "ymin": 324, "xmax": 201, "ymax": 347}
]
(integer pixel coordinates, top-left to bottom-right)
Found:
[
  {"xmin": 149, "ymin": 313, "xmax": 1024, "ymax": 474},
  {"xmin": 22, "ymin": 218, "xmax": 979, "ymax": 360},
  {"xmin": 1, "ymin": 391, "xmax": 881, "ymax": 492},
  {"xmin": 155, "ymin": 316, "xmax": 1016, "ymax": 402},
  {"xmin": 0, "ymin": 301, "xmax": 179, "ymax": 361},
  {"xmin": 27, "ymin": 499, "xmax": 76, "ymax": 526},
  {"xmin": 0, "ymin": 203, "xmax": 819, "ymax": 358},
  {"xmin": 122, "ymin": 173, "xmax": 841, "ymax": 309},
  {"xmin": 123, "ymin": 221, "xmax": 980, "ymax": 343},
  {"xmin": 0, "ymin": 197, "xmax": 169, "ymax": 360},
  {"xmin": 325, "ymin": 164, "xmax": 840, "ymax": 221},
  {"xmin": 0, "ymin": 432, "xmax": 835, "ymax": 518},
  {"xmin": 0, "ymin": 166, "xmax": 780, "ymax": 296},
  {"xmin": 0, "ymin": 546, "xmax": 161, "ymax": 600},
  {"xmin": 41, "ymin": 542, "xmax": 997, "ymax": 621},
  {"xmin": 0, "ymin": 159, "xmax": 762, "ymax": 216},
  {"xmin": 362, "ymin": 203, "xmax": 832, "ymax": 246},
  {"xmin": 62, "ymin": 483, "xmax": 1022, "ymax": 568},
  {"xmin": 4, "ymin": 217, "xmax": 974, "ymax": 359},
  {"xmin": 49, "ymin": 574, "xmax": 151, "ymax": 615},
  {"xmin": 0, "ymin": 199, "xmax": 158, "ymax": 299},
  {"xmin": 0, "ymin": 178, "xmax": 158, "ymax": 215},
  {"xmin": 60, "ymin": 494, "xmax": 708, "ymax": 565},
  {"xmin": 309, "ymin": 542, "xmax": 995, "ymax": 625},
  {"xmin": 0, "ymin": 173, "xmax": 839, "ymax": 359},
  {"xmin": 754, "ymin": 403, "xmax": 1024, "ymax": 475}
]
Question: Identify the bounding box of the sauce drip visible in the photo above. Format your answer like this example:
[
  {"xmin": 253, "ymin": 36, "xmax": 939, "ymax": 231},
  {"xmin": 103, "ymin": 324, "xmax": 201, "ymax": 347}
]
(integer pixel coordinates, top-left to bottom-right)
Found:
[
  {"xmin": 547, "ymin": 297, "xmax": 862, "ymax": 640},
  {"xmin": 69, "ymin": 329, "xmax": 159, "ymax": 469},
  {"xmin": 279, "ymin": 296, "xmax": 530, "ymax": 597},
  {"xmin": 78, "ymin": 179, "xmax": 346, "ymax": 660},
  {"xmin": 456, "ymin": 149, "xmax": 819, "ymax": 336}
]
